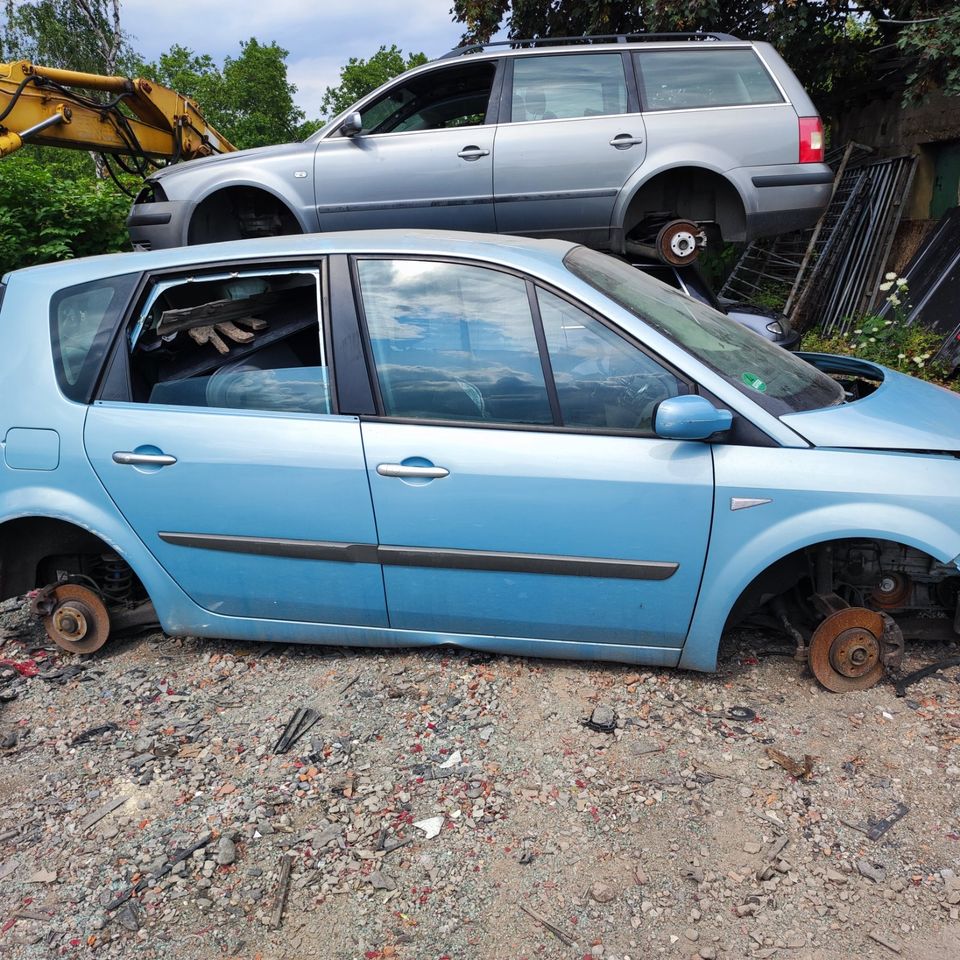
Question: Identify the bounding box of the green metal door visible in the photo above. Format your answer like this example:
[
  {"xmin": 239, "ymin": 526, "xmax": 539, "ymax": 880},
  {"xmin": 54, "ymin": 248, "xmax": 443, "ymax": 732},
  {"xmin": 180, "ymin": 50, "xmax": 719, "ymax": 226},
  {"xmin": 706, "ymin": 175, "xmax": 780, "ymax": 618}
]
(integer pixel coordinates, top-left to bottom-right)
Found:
[{"xmin": 931, "ymin": 141, "xmax": 960, "ymax": 219}]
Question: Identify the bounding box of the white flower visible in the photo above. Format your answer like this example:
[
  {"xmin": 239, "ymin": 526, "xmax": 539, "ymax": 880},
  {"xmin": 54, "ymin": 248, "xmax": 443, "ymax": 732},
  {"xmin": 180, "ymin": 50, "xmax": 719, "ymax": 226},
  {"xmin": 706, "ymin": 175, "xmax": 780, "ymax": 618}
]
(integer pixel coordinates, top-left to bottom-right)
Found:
[
  {"xmin": 853, "ymin": 328, "xmax": 862, "ymax": 335},
  {"xmin": 897, "ymin": 353, "xmax": 906, "ymax": 359},
  {"xmin": 885, "ymin": 271, "xmax": 897, "ymax": 281},
  {"xmin": 869, "ymin": 337, "xmax": 876, "ymax": 343},
  {"xmin": 888, "ymin": 295, "xmax": 900, "ymax": 306},
  {"xmin": 884, "ymin": 319, "xmax": 893, "ymax": 325},
  {"xmin": 896, "ymin": 277, "xmax": 908, "ymax": 288},
  {"xmin": 879, "ymin": 281, "xmax": 893, "ymax": 292}
]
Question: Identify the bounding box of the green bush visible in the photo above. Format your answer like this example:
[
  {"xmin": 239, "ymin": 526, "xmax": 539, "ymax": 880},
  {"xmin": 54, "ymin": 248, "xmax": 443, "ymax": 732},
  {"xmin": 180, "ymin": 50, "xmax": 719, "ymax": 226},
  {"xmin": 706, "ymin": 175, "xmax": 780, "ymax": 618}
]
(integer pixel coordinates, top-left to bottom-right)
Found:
[
  {"xmin": 801, "ymin": 274, "xmax": 950, "ymax": 384},
  {"xmin": 0, "ymin": 151, "xmax": 130, "ymax": 276}
]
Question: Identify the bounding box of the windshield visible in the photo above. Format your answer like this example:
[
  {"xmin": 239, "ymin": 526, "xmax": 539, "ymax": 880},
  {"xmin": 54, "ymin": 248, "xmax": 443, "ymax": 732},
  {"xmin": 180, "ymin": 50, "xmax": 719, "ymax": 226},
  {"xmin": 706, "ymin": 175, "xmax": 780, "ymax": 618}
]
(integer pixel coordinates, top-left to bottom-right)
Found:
[{"xmin": 565, "ymin": 247, "xmax": 844, "ymax": 415}]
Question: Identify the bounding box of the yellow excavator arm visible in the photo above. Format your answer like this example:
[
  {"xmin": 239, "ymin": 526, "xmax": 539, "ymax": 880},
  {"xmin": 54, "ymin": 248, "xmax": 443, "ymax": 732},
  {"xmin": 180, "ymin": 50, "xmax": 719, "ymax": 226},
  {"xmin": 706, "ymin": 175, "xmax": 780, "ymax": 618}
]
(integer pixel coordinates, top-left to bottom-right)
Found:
[{"xmin": 0, "ymin": 60, "xmax": 235, "ymax": 161}]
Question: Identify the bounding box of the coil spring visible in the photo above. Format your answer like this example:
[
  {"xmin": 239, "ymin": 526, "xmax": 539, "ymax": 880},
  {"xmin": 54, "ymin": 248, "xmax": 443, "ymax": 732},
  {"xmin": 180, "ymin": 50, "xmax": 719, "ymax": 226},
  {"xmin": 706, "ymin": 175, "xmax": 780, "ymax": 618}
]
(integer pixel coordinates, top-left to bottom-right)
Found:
[{"xmin": 100, "ymin": 552, "xmax": 133, "ymax": 602}]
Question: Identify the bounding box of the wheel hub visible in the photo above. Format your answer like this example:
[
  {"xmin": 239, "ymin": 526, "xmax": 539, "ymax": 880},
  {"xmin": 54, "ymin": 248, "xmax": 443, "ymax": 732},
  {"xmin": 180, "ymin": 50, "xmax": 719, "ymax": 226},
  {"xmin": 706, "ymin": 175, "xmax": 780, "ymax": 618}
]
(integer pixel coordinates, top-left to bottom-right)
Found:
[
  {"xmin": 828, "ymin": 627, "xmax": 880, "ymax": 678},
  {"xmin": 655, "ymin": 219, "xmax": 706, "ymax": 266},
  {"xmin": 809, "ymin": 607, "xmax": 886, "ymax": 693}
]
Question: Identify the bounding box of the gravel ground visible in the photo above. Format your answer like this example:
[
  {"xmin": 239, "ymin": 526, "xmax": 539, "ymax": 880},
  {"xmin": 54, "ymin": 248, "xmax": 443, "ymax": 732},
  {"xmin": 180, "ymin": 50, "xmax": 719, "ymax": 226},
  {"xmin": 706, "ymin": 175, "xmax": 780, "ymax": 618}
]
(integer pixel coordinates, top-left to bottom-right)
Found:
[{"xmin": 1, "ymin": 597, "xmax": 959, "ymax": 960}]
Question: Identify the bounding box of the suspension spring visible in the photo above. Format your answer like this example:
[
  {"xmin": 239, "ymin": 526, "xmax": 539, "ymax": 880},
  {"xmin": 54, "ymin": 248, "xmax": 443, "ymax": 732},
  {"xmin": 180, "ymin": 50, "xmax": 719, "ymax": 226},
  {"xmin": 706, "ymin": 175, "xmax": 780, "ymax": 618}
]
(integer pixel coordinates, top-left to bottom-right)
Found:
[{"xmin": 100, "ymin": 552, "xmax": 133, "ymax": 602}]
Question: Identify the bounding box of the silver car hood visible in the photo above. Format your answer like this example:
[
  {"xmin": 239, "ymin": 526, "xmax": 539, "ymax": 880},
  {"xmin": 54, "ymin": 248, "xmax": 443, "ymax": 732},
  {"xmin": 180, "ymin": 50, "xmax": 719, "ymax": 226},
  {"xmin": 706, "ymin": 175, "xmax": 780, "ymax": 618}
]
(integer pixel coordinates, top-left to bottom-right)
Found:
[{"xmin": 151, "ymin": 141, "xmax": 307, "ymax": 180}]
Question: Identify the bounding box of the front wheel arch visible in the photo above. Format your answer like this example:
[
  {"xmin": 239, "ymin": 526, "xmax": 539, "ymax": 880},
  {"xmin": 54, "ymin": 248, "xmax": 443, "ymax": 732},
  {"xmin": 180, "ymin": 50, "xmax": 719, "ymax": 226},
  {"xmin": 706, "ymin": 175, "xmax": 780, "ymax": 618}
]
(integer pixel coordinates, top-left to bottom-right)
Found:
[{"xmin": 187, "ymin": 186, "xmax": 303, "ymax": 245}]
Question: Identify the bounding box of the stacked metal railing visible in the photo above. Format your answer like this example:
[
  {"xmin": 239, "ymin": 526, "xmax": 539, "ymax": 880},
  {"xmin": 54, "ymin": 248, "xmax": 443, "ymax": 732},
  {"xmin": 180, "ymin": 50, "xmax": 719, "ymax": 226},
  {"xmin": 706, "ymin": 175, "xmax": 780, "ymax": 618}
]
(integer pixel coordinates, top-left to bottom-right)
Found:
[{"xmin": 720, "ymin": 146, "xmax": 917, "ymax": 335}]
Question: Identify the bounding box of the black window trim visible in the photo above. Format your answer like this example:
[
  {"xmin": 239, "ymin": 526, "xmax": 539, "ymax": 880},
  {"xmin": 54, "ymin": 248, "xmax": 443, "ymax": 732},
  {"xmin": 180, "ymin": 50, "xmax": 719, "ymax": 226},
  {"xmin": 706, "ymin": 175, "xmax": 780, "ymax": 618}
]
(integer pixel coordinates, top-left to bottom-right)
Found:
[
  {"xmin": 502, "ymin": 49, "xmax": 639, "ymax": 124},
  {"xmin": 52, "ymin": 271, "xmax": 142, "ymax": 406},
  {"xmin": 348, "ymin": 252, "xmax": 695, "ymax": 440},
  {"xmin": 94, "ymin": 255, "xmax": 338, "ymax": 415}
]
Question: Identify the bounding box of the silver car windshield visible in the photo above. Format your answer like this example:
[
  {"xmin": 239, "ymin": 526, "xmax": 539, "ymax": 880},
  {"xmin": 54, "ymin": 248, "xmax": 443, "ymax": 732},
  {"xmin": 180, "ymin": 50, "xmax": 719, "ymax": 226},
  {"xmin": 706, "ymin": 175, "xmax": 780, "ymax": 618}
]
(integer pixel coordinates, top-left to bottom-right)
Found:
[{"xmin": 564, "ymin": 247, "xmax": 844, "ymax": 415}]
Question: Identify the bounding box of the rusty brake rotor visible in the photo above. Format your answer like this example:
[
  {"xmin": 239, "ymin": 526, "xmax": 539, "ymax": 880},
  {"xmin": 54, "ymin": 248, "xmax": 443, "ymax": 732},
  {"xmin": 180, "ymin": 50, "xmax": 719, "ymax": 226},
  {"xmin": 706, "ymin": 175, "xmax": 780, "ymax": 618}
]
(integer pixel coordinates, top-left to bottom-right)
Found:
[
  {"xmin": 40, "ymin": 583, "xmax": 110, "ymax": 655},
  {"xmin": 809, "ymin": 606, "xmax": 886, "ymax": 693}
]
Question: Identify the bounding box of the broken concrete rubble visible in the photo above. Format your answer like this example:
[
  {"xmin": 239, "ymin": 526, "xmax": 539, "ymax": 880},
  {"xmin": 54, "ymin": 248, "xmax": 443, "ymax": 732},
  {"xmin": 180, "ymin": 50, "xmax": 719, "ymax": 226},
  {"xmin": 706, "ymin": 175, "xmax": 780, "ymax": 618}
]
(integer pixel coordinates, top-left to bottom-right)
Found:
[{"xmin": 0, "ymin": 605, "xmax": 956, "ymax": 958}]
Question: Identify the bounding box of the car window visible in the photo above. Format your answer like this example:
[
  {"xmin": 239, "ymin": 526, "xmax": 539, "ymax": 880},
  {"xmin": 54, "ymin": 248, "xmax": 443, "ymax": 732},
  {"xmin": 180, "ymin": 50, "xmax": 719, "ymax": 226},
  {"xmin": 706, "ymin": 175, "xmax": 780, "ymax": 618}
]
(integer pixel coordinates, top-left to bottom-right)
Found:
[
  {"xmin": 538, "ymin": 288, "xmax": 682, "ymax": 431},
  {"xmin": 565, "ymin": 246, "xmax": 842, "ymax": 415},
  {"xmin": 511, "ymin": 54, "xmax": 627, "ymax": 121},
  {"xmin": 50, "ymin": 274, "xmax": 139, "ymax": 403},
  {"xmin": 357, "ymin": 259, "xmax": 552, "ymax": 425},
  {"xmin": 358, "ymin": 62, "xmax": 496, "ymax": 134},
  {"xmin": 125, "ymin": 266, "xmax": 332, "ymax": 415},
  {"xmin": 635, "ymin": 49, "xmax": 784, "ymax": 111}
]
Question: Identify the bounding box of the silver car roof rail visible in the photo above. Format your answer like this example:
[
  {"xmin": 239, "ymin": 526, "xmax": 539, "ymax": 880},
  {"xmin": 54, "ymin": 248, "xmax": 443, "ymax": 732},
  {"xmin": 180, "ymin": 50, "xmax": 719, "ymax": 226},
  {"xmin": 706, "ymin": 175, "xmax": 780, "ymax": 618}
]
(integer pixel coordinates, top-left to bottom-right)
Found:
[{"xmin": 438, "ymin": 32, "xmax": 741, "ymax": 59}]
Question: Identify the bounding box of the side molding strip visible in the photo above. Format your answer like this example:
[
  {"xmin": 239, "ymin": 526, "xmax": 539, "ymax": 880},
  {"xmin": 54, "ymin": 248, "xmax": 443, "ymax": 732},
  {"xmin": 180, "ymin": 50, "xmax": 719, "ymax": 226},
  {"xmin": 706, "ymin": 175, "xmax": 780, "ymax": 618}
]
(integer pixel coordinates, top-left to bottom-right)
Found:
[{"xmin": 158, "ymin": 532, "xmax": 679, "ymax": 581}]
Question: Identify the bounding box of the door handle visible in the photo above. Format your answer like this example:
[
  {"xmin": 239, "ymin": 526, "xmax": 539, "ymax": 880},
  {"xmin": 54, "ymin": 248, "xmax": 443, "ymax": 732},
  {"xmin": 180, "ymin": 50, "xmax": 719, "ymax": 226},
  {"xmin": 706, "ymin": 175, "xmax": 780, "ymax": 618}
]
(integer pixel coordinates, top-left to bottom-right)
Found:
[
  {"xmin": 377, "ymin": 463, "xmax": 449, "ymax": 479},
  {"xmin": 609, "ymin": 135, "xmax": 644, "ymax": 148},
  {"xmin": 457, "ymin": 146, "xmax": 490, "ymax": 160},
  {"xmin": 113, "ymin": 451, "xmax": 177, "ymax": 467}
]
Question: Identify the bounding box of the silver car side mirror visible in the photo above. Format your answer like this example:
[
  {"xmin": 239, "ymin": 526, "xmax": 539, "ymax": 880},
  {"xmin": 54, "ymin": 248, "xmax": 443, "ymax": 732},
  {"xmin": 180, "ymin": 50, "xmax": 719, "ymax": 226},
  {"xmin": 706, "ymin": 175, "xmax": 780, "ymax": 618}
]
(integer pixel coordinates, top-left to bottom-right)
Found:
[{"xmin": 340, "ymin": 112, "xmax": 363, "ymax": 137}]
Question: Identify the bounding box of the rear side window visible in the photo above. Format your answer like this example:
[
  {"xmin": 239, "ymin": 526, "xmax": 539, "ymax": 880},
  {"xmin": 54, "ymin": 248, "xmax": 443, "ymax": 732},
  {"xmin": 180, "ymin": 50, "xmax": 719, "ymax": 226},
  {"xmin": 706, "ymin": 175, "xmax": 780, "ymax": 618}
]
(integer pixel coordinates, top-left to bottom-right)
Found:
[
  {"xmin": 126, "ymin": 266, "xmax": 332, "ymax": 416},
  {"xmin": 51, "ymin": 275, "xmax": 138, "ymax": 403},
  {"xmin": 635, "ymin": 49, "xmax": 783, "ymax": 111},
  {"xmin": 511, "ymin": 54, "xmax": 627, "ymax": 121}
]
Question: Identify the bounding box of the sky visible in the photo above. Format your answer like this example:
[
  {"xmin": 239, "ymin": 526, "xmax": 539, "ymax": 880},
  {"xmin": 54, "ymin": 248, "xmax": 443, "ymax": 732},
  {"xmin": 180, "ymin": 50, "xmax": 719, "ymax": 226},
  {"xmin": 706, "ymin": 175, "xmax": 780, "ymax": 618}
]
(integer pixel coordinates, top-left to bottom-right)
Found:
[{"xmin": 122, "ymin": 0, "xmax": 482, "ymax": 119}]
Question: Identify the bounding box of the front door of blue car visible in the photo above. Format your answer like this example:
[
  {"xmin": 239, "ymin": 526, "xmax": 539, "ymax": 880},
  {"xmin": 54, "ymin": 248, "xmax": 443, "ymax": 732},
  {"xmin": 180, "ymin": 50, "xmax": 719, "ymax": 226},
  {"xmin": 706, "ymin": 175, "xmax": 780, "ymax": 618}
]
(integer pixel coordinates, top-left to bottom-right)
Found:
[
  {"xmin": 82, "ymin": 261, "xmax": 388, "ymax": 627},
  {"xmin": 352, "ymin": 257, "xmax": 714, "ymax": 650}
]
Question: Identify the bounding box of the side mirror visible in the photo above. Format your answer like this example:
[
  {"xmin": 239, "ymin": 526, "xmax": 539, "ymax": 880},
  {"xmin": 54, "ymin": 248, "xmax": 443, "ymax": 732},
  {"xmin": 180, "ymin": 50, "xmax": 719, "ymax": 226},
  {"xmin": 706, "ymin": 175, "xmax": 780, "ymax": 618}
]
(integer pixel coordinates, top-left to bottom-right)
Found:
[
  {"xmin": 654, "ymin": 395, "xmax": 732, "ymax": 441},
  {"xmin": 340, "ymin": 112, "xmax": 363, "ymax": 137}
]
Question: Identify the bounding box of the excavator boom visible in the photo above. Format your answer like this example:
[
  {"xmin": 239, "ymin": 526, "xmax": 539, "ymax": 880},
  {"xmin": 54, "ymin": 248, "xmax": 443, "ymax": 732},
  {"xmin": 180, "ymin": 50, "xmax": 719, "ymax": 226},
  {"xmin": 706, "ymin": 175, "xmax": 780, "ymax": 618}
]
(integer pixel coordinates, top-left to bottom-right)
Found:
[{"xmin": 0, "ymin": 60, "xmax": 235, "ymax": 161}]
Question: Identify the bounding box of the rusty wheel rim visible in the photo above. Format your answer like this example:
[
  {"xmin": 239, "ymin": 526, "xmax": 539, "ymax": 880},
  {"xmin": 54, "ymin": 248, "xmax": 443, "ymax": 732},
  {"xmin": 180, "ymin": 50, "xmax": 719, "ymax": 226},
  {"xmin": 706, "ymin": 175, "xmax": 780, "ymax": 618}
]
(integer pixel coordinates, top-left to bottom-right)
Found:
[
  {"xmin": 43, "ymin": 584, "xmax": 110, "ymax": 655},
  {"xmin": 809, "ymin": 607, "xmax": 885, "ymax": 693}
]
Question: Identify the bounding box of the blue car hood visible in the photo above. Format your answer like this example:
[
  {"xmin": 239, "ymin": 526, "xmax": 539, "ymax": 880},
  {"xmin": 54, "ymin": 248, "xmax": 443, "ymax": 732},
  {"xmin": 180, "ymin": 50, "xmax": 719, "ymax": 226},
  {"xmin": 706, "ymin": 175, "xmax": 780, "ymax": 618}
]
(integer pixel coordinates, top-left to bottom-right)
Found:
[{"xmin": 781, "ymin": 356, "xmax": 960, "ymax": 452}]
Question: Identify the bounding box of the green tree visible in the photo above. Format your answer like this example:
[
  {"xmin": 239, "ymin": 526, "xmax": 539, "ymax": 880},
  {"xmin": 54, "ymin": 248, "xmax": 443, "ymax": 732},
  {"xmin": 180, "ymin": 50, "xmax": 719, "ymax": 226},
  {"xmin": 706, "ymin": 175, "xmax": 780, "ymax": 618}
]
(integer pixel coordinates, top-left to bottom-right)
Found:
[
  {"xmin": 450, "ymin": 1, "xmax": 960, "ymax": 119},
  {"xmin": 897, "ymin": 5, "xmax": 960, "ymax": 100},
  {"xmin": 2, "ymin": 0, "xmax": 131, "ymax": 74},
  {"xmin": 320, "ymin": 44, "xmax": 427, "ymax": 119},
  {"xmin": 143, "ymin": 39, "xmax": 310, "ymax": 150}
]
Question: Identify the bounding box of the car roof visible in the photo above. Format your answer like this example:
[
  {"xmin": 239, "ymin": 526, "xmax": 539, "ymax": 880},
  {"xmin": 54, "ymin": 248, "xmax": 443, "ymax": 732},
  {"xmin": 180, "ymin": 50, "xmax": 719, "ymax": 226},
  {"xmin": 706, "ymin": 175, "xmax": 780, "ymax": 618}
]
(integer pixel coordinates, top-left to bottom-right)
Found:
[{"xmin": 4, "ymin": 230, "xmax": 580, "ymax": 290}]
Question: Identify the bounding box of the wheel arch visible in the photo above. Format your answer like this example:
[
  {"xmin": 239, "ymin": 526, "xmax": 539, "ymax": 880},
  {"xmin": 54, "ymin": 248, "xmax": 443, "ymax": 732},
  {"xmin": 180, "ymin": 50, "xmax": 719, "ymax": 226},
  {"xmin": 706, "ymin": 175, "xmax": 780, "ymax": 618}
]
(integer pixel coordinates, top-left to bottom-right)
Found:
[
  {"xmin": 187, "ymin": 182, "xmax": 308, "ymax": 245},
  {"xmin": 614, "ymin": 162, "xmax": 750, "ymax": 249},
  {"xmin": 0, "ymin": 494, "xmax": 183, "ymax": 609},
  {"xmin": 678, "ymin": 504, "xmax": 960, "ymax": 672}
]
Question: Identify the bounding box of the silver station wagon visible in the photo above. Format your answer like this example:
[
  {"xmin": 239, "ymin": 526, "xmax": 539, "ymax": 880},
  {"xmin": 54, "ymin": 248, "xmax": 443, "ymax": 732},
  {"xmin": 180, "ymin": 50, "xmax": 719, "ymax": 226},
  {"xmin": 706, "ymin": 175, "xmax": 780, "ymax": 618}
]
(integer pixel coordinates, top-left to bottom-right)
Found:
[{"xmin": 128, "ymin": 33, "xmax": 832, "ymax": 265}]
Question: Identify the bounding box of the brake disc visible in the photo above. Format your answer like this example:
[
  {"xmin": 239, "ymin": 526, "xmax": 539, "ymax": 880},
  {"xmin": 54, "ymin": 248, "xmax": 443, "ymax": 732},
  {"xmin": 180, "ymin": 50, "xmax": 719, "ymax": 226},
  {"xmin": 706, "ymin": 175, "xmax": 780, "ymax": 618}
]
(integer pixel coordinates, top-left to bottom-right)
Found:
[
  {"xmin": 41, "ymin": 583, "xmax": 110, "ymax": 655},
  {"xmin": 809, "ymin": 607, "xmax": 886, "ymax": 693}
]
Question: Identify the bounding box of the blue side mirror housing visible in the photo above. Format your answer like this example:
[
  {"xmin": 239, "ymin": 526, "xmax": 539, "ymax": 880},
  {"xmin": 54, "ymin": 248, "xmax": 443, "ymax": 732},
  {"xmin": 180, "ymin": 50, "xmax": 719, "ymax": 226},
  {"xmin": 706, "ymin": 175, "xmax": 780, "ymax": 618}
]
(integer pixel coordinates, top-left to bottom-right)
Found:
[{"xmin": 654, "ymin": 395, "xmax": 733, "ymax": 441}]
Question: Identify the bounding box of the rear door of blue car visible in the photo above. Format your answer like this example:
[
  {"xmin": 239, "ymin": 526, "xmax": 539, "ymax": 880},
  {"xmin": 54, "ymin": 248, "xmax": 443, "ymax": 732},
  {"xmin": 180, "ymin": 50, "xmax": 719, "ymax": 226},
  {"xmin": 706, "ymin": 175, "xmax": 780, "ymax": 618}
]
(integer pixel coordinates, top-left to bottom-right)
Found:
[
  {"xmin": 346, "ymin": 253, "xmax": 715, "ymax": 652},
  {"xmin": 81, "ymin": 256, "xmax": 388, "ymax": 627}
]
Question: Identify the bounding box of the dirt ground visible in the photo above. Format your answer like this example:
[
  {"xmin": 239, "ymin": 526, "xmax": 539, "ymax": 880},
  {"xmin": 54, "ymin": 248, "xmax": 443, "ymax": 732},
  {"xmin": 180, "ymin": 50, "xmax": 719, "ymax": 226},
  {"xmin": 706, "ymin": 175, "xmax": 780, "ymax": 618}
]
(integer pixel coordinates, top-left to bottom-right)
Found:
[{"xmin": 1, "ymin": 600, "xmax": 959, "ymax": 960}]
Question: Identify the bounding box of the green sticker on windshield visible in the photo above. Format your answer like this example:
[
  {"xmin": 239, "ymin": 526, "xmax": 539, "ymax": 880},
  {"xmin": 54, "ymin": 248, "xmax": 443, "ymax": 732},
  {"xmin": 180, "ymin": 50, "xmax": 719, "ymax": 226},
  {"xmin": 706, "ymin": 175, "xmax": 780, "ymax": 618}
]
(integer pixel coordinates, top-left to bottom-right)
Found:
[{"xmin": 741, "ymin": 372, "xmax": 767, "ymax": 393}]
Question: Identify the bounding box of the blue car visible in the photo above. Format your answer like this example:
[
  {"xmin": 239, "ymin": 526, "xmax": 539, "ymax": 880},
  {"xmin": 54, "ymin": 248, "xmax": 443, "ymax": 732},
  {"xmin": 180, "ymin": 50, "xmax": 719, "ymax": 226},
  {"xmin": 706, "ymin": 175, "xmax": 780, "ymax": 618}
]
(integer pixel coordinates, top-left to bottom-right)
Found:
[{"xmin": 2, "ymin": 231, "xmax": 958, "ymax": 693}]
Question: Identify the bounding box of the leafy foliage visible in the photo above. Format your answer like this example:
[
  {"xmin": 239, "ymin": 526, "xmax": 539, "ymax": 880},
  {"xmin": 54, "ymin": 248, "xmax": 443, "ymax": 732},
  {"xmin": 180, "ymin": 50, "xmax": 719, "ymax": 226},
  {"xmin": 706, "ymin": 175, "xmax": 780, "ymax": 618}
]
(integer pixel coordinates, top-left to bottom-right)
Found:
[
  {"xmin": 450, "ymin": 1, "xmax": 960, "ymax": 119},
  {"xmin": 142, "ymin": 39, "xmax": 308, "ymax": 150},
  {"xmin": 0, "ymin": 152, "xmax": 128, "ymax": 275},
  {"xmin": 801, "ymin": 274, "xmax": 949, "ymax": 383},
  {"xmin": 320, "ymin": 45, "xmax": 427, "ymax": 119},
  {"xmin": 1, "ymin": 0, "xmax": 130, "ymax": 74},
  {"xmin": 898, "ymin": 5, "xmax": 960, "ymax": 101}
]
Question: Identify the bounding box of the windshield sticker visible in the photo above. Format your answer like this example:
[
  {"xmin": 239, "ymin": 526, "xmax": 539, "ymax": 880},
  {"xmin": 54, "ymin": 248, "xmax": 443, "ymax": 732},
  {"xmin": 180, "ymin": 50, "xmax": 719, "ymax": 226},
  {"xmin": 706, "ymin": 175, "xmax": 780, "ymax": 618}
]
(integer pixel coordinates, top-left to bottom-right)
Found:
[{"xmin": 742, "ymin": 372, "xmax": 767, "ymax": 393}]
